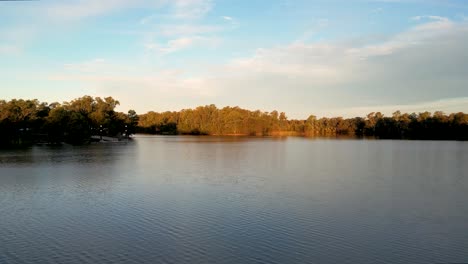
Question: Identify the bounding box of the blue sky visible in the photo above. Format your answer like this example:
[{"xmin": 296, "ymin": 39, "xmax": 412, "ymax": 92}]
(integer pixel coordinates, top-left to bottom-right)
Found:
[{"xmin": 1, "ymin": 0, "xmax": 468, "ymax": 118}]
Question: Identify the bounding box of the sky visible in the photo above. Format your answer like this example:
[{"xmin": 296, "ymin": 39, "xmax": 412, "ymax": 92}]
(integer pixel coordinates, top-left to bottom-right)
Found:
[{"xmin": 0, "ymin": 0, "xmax": 468, "ymax": 118}]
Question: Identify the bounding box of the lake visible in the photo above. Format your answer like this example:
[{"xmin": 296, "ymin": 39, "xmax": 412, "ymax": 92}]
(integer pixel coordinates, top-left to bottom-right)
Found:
[{"xmin": 1, "ymin": 136, "xmax": 467, "ymax": 264}]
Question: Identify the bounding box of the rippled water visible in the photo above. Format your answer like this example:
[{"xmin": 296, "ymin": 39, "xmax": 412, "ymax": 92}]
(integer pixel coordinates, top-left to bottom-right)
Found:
[{"xmin": 1, "ymin": 136, "xmax": 467, "ymax": 264}]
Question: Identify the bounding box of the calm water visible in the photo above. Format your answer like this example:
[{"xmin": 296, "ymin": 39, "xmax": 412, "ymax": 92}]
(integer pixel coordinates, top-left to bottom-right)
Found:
[{"xmin": 1, "ymin": 136, "xmax": 467, "ymax": 264}]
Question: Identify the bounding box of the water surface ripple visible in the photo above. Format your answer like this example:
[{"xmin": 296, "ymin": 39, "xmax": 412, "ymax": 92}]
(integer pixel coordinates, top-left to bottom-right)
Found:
[{"xmin": 1, "ymin": 136, "xmax": 467, "ymax": 263}]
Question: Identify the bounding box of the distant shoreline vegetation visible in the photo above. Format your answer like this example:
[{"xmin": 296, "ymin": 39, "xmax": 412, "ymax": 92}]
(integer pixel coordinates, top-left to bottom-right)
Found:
[
  {"xmin": 138, "ymin": 106, "xmax": 468, "ymax": 140},
  {"xmin": 1, "ymin": 95, "xmax": 467, "ymax": 147}
]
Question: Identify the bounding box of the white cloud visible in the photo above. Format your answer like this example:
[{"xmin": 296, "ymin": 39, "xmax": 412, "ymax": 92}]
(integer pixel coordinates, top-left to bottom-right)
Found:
[
  {"xmin": 64, "ymin": 58, "xmax": 107, "ymax": 73},
  {"xmin": 203, "ymin": 17, "xmax": 468, "ymax": 117},
  {"xmin": 139, "ymin": 0, "xmax": 213, "ymax": 25},
  {"xmin": 35, "ymin": 0, "xmax": 221, "ymax": 59},
  {"xmin": 325, "ymin": 97, "xmax": 468, "ymax": 118},
  {"xmin": 45, "ymin": 0, "xmax": 158, "ymax": 20},
  {"xmin": 134, "ymin": 0, "xmax": 219, "ymax": 57},
  {"xmin": 145, "ymin": 36, "xmax": 220, "ymax": 55},
  {"xmin": 172, "ymin": 0, "xmax": 213, "ymax": 19},
  {"xmin": 0, "ymin": 44, "xmax": 21, "ymax": 55},
  {"xmin": 0, "ymin": 25, "xmax": 37, "ymax": 43},
  {"xmin": 346, "ymin": 16, "xmax": 456, "ymax": 58},
  {"xmin": 412, "ymin": 15, "xmax": 449, "ymax": 22},
  {"xmin": 139, "ymin": 14, "xmax": 159, "ymax": 25},
  {"xmin": 157, "ymin": 24, "xmax": 222, "ymax": 37},
  {"xmin": 221, "ymin": 15, "xmax": 240, "ymax": 29},
  {"xmin": 0, "ymin": 25, "xmax": 38, "ymax": 55},
  {"xmin": 296, "ymin": 18, "xmax": 329, "ymax": 43},
  {"xmin": 43, "ymin": 0, "xmax": 212, "ymax": 21},
  {"xmin": 49, "ymin": 63, "xmax": 216, "ymax": 113},
  {"xmin": 228, "ymin": 43, "xmax": 347, "ymax": 82},
  {"xmin": 48, "ymin": 17, "xmax": 468, "ymax": 118}
]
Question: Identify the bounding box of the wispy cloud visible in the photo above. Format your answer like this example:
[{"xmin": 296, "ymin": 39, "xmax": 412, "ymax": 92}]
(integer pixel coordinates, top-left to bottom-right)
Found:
[
  {"xmin": 49, "ymin": 60, "xmax": 216, "ymax": 112},
  {"xmin": 45, "ymin": 0, "xmax": 159, "ymax": 20},
  {"xmin": 411, "ymin": 15, "xmax": 450, "ymax": 22},
  {"xmin": 145, "ymin": 36, "xmax": 220, "ymax": 55},
  {"xmin": 43, "ymin": 0, "xmax": 212, "ymax": 21},
  {"xmin": 326, "ymin": 97, "xmax": 468, "ymax": 118},
  {"xmin": 0, "ymin": 44, "xmax": 21, "ymax": 55},
  {"xmin": 25, "ymin": 0, "xmax": 221, "ymax": 58},
  {"xmin": 221, "ymin": 15, "xmax": 240, "ymax": 29},
  {"xmin": 347, "ymin": 16, "xmax": 455, "ymax": 58},
  {"xmin": 0, "ymin": 24, "xmax": 38, "ymax": 55},
  {"xmin": 296, "ymin": 18, "xmax": 329, "ymax": 43},
  {"xmin": 43, "ymin": 12, "xmax": 468, "ymax": 117},
  {"xmin": 139, "ymin": 0, "xmax": 213, "ymax": 25},
  {"xmin": 157, "ymin": 24, "xmax": 222, "ymax": 37},
  {"xmin": 53, "ymin": 17, "xmax": 468, "ymax": 117},
  {"xmin": 134, "ymin": 0, "xmax": 220, "ymax": 56},
  {"xmin": 172, "ymin": 0, "xmax": 213, "ymax": 19}
]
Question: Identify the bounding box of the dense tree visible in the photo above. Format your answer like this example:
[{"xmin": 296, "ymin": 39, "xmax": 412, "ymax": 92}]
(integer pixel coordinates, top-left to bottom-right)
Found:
[
  {"xmin": 1, "ymin": 96, "xmax": 468, "ymax": 147},
  {"xmin": 138, "ymin": 105, "xmax": 468, "ymax": 140},
  {"xmin": 0, "ymin": 96, "xmax": 138, "ymax": 146}
]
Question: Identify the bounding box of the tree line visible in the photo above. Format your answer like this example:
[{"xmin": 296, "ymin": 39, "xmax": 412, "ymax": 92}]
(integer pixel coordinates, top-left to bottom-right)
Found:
[
  {"xmin": 138, "ymin": 106, "xmax": 468, "ymax": 140},
  {"xmin": 0, "ymin": 96, "xmax": 138, "ymax": 146},
  {"xmin": 1, "ymin": 96, "xmax": 467, "ymax": 147}
]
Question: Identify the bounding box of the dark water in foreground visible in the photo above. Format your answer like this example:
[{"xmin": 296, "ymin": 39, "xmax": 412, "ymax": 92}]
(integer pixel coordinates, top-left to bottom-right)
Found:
[{"xmin": 0, "ymin": 136, "xmax": 467, "ymax": 264}]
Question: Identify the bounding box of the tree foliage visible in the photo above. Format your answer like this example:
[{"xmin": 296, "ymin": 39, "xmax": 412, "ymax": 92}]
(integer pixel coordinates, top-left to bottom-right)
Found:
[
  {"xmin": 0, "ymin": 96, "xmax": 138, "ymax": 146},
  {"xmin": 138, "ymin": 105, "xmax": 468, "ymax": 140},
  {"xmin": 1, "ymin": 96, "xmax": 467, "ymax": 147}
]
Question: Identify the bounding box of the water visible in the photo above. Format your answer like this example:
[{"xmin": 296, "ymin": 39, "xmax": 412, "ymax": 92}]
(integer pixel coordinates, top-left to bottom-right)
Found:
[{"xmin": 1, "ymin": 136, "xmax": 467, "ymax": 264}]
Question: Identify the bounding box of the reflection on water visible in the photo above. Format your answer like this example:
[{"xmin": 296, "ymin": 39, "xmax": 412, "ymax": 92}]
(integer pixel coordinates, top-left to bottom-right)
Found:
[
  {"xmin": 0, "ymin": 142, "xmax": 134, "ymax": 166},
  {"xmin": 1, "ymin": 136, "xmax": 467, "ymax": 264}
]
